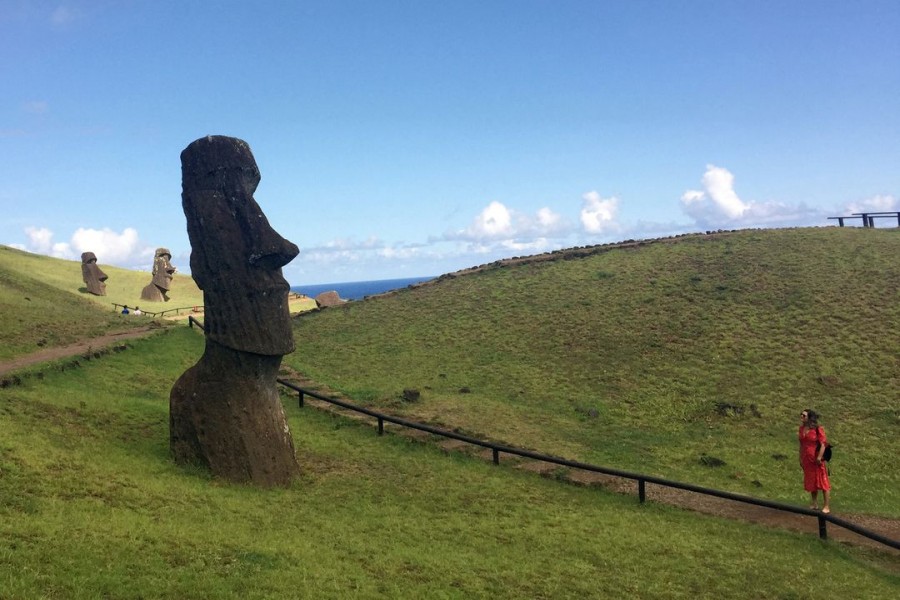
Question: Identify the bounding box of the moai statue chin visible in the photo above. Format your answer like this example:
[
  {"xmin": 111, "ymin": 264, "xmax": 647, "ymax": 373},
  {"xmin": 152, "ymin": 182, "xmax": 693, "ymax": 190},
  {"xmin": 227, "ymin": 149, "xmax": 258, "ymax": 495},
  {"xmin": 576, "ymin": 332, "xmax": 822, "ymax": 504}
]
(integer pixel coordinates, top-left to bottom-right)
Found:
[
  {"xmin": 81, "ymin": 252, "xmax": 108, "ymax": 296},
  {"xmin": 169, "ymin": 135, "xmax": 301, "ymax": 487},
  {"xmin": 141, "ymin": 248, "xmax": 176, "ymax": 302}
]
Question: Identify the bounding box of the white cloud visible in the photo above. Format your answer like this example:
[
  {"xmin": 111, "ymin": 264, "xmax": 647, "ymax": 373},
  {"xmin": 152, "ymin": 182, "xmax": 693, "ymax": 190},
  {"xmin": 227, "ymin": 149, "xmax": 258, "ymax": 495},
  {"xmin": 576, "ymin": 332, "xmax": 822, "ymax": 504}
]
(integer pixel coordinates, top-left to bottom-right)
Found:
[
  {"xmin": 468, "ymin": 201, "xmax": 514, "ymax": 239},
  {"xmin": 447, "ymin": 201, "xmax": 571, "ymax": 243},
  {"xmin": 378, "ymin": 246, "xmax": 420, "ymax": 260},
  {"xmin": 536, "ymin": 207, "xmax": 564, "ymax": 231},
  {"xmin": 678, "ymin": 164, "xmax": 832, "ymax": 228},
  {"xmin": 500, "ymin": 237, "xmax": 554, "ymax": 253},
  {"xmin": 322, "ymin": 236, "xmax": 383, "ymax": 251},
  {"xmin": 846, "ymin": 194, "xmax": 898, "ymax": 214},
  {"xmin": 25, "ymin": 226, "xmax": 55, "ymax": 254},
  {"xmin": 681, "ymin": 164, "xmax": 750, "ymax": 224},
  {"xmin": 703, "ymin": 165, "xmax": 749, "ymax": 218},
  {"xmin": 19, "ymin": 225, "xmax": 150, "ymax": 266},
  {"xmin": 70, "ymin": 227, "xmax": 141, "ymax": 263},
  {"xmin": 580, "ymin": 191, "xmax": 620, "ymax": 234}
]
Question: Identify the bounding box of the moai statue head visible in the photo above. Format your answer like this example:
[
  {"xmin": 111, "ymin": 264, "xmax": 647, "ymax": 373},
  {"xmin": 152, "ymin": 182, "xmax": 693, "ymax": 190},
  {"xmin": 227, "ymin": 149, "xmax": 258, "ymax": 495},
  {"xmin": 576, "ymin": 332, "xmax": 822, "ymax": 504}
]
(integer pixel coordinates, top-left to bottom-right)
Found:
[
  {"xmin": 152, "ymin": 248, "xmax": 176, "ymax": 291},
  {"xmin": 181, "ymin": 135, "xmax": 299, "ymax": 355},
  {"xmin": 141, "ymin": 247, "xmax": 177, "ymax": 302},
  {"xmin": 81, "ymin": 251, "xmax": 108, "ymax": 296}
]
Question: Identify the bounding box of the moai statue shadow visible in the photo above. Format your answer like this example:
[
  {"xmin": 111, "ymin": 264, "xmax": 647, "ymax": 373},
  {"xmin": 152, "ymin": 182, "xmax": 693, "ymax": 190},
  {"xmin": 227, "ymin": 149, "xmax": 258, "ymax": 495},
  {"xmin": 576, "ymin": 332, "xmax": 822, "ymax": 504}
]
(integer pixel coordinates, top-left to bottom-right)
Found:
[
  {"xmin": 141, "ymin": 248, "xmax": 176, "ymax": 302},
  {"xmin": 81, "ymin": 252, "xmax": 108, "ymax": 296},
  {"xmin": 170, "ymin": 136, "xmax": 300, "ymax": 486}
]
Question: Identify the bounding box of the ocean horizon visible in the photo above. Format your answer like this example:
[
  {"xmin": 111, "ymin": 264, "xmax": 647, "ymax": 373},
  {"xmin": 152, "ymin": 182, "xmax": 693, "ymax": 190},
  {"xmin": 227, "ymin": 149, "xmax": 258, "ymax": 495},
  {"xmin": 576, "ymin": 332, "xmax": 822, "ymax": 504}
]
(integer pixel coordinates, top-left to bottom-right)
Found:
[{"xmin": 290, "ymin": 276, "xmax": 436, "ymax": 301}]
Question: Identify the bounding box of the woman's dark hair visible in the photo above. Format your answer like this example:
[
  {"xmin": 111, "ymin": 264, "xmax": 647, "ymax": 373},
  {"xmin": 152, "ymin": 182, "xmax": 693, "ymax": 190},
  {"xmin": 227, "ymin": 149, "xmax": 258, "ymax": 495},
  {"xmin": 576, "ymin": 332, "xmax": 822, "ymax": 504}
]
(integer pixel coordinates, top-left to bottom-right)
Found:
[{"xmin": 804, "ymin": 409, "xmax": 820, "ymax": 427}]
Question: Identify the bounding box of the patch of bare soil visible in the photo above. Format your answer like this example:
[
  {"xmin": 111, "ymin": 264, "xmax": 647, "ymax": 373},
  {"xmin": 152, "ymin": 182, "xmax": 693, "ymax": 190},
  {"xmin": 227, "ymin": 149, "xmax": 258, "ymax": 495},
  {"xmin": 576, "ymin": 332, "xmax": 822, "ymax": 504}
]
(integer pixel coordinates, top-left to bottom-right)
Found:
[
  {"xmin": 0, "ymin": 325, "xmax": 163, "ymax": 378},
  {"xmin": 278, "ymin": 366, "xmax": 899, "ymax": 557}
]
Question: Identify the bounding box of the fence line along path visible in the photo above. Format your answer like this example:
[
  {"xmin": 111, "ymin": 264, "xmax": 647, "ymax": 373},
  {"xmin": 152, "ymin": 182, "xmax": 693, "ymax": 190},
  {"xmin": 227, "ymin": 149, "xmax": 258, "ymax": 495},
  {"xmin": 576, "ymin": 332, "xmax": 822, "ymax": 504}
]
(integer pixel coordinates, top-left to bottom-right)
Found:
[{"xmin": 186, "ymin": 316, "xmax": 900, "ymax": 553}]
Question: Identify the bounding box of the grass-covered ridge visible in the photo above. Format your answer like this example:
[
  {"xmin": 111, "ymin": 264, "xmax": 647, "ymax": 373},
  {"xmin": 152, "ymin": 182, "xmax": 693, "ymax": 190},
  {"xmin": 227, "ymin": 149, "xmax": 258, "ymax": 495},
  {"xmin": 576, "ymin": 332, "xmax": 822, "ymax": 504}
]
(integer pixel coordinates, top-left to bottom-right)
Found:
[
  {"xmin": 0, "ymin": 245, "xmax": 316, "ymax": 362},
  {"xmin": 287, "ymin": 228, "xmax": 900, "ymax": 515},
  {"xmin": 0, "ymin": 246, "xmax": 188, "ymax": 361},
  {"xmin": 1, "ymin": 327, "xmax": 898, "ymax": 598},
  {"xmin": 0, "ymin": 244, "xmax": 205, "ymax": 313}
]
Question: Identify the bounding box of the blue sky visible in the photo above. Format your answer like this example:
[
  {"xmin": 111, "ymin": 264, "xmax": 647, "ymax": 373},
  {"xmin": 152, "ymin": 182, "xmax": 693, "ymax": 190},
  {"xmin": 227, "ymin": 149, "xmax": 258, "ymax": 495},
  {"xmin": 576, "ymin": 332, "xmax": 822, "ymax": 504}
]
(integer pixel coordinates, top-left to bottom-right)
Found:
[{"xmin": 2, "ymin": 1, "xmax": 898, "ymax": 285}]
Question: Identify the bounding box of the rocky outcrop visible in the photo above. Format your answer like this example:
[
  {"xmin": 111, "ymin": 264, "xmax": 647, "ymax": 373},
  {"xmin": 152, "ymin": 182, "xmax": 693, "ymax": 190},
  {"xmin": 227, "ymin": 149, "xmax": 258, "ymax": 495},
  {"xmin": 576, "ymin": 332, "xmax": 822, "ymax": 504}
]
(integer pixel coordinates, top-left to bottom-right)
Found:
[{"xmin": 314, "ymin": 290, "xmax": 344, "ymax": 308}]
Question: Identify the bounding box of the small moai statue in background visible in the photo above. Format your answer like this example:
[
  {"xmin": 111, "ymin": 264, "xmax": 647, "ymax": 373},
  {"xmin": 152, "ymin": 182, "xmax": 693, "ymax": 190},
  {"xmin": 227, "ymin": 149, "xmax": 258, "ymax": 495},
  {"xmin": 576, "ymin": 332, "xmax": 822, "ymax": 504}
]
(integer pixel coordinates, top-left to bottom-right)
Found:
[
  {"xmin": 141, "ymin": 247, "xmax": 177, "ymax": 302},
  {"xmin": 170, "ymin": 135, "xmax": 301, "ymax": 487},
  {"xmin": 81, "ymin": 252, "xmax": 108, "ymax": 296}
]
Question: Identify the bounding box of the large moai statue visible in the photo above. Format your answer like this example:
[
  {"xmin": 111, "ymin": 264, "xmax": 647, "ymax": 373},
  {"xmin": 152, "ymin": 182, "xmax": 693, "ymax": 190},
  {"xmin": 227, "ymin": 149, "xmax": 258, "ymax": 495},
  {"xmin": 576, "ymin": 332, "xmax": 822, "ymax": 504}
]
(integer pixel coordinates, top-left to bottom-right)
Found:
[
  {"xmin": 169, "ymin": 135, "xmax": 301, "ymax": 486},
  {"xmin": 141, "ymin": 248, "xmax": 177, "ymax": 302},
  {"xmin": 81, "ymin": 252, "xmax": 108, "ymax": 296}
]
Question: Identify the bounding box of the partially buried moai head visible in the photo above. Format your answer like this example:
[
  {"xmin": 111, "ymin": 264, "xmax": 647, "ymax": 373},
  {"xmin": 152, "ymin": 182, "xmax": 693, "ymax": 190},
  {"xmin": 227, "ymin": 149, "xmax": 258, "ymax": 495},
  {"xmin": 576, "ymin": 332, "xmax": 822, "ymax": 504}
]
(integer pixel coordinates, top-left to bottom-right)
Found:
[
  {"xmin": 151, "ymin": 247, "xmax": 176, "ymax": 291},
  {"xmin": 181, "ymin": 135, "xmax": 299, "ymax": 356},
  {"xmin": 81, "ymin": 251, "xmax": 108, "ymax": 296}
]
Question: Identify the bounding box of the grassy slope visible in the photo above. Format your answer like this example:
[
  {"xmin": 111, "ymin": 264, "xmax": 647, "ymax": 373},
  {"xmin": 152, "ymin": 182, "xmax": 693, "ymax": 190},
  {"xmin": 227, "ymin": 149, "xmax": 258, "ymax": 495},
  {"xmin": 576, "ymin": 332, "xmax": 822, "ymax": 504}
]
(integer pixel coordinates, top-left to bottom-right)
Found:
[
  {"xmin": 0, "ymin": 244, "xmax": 205, "ymax": 312},
  {"xmin": 0, "ymin": 328, "xmax": 897, "ymax": 599},
  {"xmin": 0, "ymin": 246, "xmax": 174, "ymax": 361},
  {"xmin": 0, "ymin": 246, "xmax": 314, "ymax": 361},
  {"xmin": 287, "ymin": 228, "xmax": 900, "ymax": 515}
]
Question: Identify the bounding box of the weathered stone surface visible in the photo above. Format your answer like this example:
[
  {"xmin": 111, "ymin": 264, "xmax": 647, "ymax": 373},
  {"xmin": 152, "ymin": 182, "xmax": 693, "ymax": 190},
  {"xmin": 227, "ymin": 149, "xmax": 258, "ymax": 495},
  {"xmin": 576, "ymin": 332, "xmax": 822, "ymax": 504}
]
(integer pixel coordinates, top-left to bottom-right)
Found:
[
  {"xmin": 141, "ymin": 247, "xmax": 176, "ymax": 302},
  {"xmin": 314, "ymin": 290, "xmax": 344, "ymax": 307},
  {"xmin": 81, "ymin": 252, "xmax": 108, "ymax": 296},
  {"xmin": 170, "ymin": 135, "xmax": 300, "ymax": 486}
]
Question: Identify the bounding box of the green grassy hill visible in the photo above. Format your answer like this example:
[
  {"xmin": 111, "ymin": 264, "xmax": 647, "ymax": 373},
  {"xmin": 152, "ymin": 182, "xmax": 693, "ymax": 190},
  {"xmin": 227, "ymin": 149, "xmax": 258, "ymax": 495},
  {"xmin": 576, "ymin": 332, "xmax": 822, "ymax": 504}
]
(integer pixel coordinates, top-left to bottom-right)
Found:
[
  {"xmin": 287, "ymin": 227, "xmax": 900, "ymax": 515},
  {"xmin": 1, "ymin": 229, "xmax": 898, "ymax": 597},
  {"xmin": 0, "ymin": 246, "xmax": 192, "ymax": 361},
  {"xmin": 0, "ymin": 244, "xmax": 205, "ymax": 313},
  {"xmin": 0, "ymin": 246, "xmax": 315, "ymax": 361},
  {"xmin": 1, "ymin": 326, "xmax": 897, "ymax": 598}
]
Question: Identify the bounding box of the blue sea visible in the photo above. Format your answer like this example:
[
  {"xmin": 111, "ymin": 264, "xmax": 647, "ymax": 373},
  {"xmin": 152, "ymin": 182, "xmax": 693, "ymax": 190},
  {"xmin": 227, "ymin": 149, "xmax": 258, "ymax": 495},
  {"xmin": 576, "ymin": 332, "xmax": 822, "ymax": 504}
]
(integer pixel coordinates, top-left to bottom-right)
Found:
[{"xmin": 290, "ymin": 276, "xmax": 435, "ymax": 301}]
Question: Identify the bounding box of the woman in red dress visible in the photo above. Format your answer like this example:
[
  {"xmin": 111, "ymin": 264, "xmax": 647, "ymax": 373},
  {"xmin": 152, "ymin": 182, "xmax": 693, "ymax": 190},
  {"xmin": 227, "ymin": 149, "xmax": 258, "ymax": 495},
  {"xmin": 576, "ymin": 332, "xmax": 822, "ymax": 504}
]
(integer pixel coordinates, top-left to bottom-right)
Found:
[{"xmin": 799, "ymin": 409, "xmax": 831, "ymax": 513}]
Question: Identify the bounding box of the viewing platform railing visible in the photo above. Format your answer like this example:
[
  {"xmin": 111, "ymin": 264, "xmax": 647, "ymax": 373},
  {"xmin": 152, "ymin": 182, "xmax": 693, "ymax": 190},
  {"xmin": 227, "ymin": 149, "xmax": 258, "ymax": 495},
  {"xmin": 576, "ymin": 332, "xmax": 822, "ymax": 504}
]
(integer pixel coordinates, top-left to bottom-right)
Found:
[{"xmin": 828, "ymin": 211, "xmax": 900, "ymax": 227}]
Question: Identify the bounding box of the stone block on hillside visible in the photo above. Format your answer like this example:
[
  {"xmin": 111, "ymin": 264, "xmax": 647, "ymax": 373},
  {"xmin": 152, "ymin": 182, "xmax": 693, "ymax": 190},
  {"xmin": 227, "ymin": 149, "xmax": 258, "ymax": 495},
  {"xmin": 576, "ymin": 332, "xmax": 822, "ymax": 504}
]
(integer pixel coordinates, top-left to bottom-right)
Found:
[{"xmin": 315, "ymin": 290, "xmax": 344, "ymax": 307}]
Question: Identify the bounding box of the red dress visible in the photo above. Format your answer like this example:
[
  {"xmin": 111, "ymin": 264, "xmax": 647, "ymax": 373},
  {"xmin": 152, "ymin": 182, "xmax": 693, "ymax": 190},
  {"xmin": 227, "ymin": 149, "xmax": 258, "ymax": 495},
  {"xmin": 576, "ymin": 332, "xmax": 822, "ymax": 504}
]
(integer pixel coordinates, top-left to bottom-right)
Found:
[{"xmin": 799, "ymin": 426, "xmax": 830, "ymax": 492}]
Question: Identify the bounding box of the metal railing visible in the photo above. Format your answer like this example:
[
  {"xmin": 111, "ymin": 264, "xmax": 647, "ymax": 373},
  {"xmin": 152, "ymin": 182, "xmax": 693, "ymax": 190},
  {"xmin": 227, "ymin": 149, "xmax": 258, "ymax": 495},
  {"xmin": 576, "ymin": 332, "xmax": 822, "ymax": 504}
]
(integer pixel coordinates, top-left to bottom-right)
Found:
[
  {"xmin": 115, "ymin": 303, "xmax": 202, "ymax": 318},
  {"xmin": 828, "ymin": 211, "xmax": 900, "ymax": 227},
  {"xmin": 186, "ymin": 315, "xmax": 899, "ymax": 551}
]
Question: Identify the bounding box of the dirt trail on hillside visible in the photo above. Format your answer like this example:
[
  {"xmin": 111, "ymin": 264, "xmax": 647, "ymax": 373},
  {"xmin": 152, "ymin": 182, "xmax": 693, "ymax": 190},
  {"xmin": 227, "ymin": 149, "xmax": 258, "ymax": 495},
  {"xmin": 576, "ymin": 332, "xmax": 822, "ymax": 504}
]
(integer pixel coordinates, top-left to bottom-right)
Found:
[
  {"xmin": 0, "ymin": 326, "xmax": 161, "ymax": 377},
  {"xmin": 280, "ymin": 366, "xmax": 900, "ymax": 557}
]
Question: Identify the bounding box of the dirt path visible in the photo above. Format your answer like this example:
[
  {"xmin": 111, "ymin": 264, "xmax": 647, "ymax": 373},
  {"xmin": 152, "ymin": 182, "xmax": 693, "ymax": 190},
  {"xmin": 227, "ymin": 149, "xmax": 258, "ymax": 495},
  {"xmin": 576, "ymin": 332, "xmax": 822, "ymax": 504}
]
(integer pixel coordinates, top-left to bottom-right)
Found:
[
  {"xmin": 279, "ymin": 367, "xmax": 900, "ymax": 557},
  {"xmin": 0, "ymin": 326, "xmax": 162, "ymax": 378}
]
